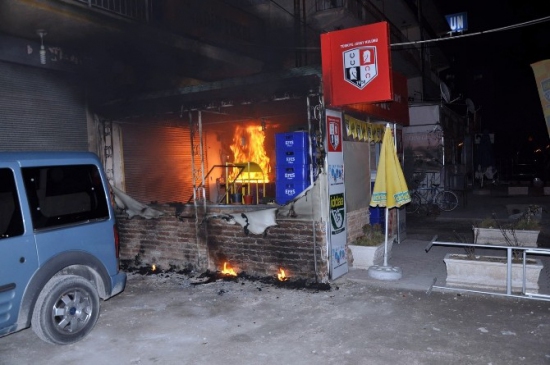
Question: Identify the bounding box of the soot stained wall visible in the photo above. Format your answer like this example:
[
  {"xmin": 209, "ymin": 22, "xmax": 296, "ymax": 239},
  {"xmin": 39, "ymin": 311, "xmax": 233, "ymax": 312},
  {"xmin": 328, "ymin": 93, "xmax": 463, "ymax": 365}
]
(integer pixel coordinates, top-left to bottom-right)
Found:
[{"xmin": 117, "ymin": 205, "xmax": 329, "ymax": 281}]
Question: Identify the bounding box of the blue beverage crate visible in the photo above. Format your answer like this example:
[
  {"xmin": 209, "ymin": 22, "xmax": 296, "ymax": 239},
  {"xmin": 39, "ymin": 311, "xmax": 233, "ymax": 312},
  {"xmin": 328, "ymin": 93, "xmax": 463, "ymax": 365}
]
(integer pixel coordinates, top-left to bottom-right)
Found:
[
  {"xmin": 275, "ymin": 165, "xmax": 309, "ymax": 182},
  {"xmin": 275, "ymin": 131, "xmax": 309, "ymax": 151},
  {"xmin": 275, "ymin": 149, "xmax": 309, "ymax": 165},
  {"xmin": 275, "ymin": 181, "xmax": 309, "ymax": 205},
  {"xmin": 369, "ymin": 206, "xmax": 385, "ymax": 226},
  {"xmin": 369, "ymin": 181, "xmax": 385, "ymax": 226}
]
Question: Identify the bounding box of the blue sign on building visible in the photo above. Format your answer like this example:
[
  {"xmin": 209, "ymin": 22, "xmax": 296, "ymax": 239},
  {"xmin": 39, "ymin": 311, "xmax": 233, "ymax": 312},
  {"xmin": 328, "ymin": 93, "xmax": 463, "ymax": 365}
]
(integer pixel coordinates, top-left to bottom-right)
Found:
[{"xmin": 445, "ymin": 12, "xmax": 468, "ymax": 33}]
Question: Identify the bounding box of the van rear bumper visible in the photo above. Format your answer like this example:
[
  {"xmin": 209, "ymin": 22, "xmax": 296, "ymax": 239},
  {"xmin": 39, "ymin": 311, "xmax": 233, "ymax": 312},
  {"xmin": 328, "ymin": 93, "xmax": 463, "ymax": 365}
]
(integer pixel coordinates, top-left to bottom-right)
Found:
[{"xmin": 110, "ymin": 272, "xmax": 127, "ymax": 297}]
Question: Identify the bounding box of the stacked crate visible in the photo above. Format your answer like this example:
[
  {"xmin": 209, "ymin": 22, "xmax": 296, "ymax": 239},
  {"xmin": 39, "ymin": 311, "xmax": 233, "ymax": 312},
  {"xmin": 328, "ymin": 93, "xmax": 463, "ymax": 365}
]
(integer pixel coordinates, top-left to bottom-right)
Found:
[
  {"xmin": 275, "ymin": 131, "xmax": 310, "ymax": 205},
  {"xmin": 369, "ymin": 181, "xmax": 385, "ymax": 226}
]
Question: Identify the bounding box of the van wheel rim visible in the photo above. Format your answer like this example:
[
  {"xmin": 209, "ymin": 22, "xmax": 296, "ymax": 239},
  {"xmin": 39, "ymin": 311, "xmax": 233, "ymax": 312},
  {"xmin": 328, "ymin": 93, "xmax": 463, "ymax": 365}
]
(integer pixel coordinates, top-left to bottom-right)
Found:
[{"xmin": 51, "ymin": 289, "xmax": 93, "ymax": 334}]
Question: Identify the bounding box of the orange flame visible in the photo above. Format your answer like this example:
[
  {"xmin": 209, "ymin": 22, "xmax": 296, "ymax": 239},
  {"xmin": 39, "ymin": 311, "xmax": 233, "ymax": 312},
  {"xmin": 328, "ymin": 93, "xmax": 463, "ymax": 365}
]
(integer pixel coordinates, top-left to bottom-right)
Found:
[
  {"xmin": 221, "ymin": 262, "xmax": 237, "ymax": 276},
  {"xmin": 228, "ymin": 124, "xmax": 270, "ymax": 183},
  {"xmin": 277, "ymin": 268, "xmax": 288, "ymax": 281},
  {"xmin": 151, "ymin": 264, "xmax": 157, "ymax": 272}
]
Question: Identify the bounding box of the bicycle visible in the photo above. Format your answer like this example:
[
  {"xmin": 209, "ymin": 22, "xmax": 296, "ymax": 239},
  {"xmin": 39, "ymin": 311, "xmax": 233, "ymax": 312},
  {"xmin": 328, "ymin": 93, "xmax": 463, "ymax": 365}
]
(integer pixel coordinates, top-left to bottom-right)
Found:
[{"xmin": 406, "ymin": 182, "xmax": 459, "ymax": 214}]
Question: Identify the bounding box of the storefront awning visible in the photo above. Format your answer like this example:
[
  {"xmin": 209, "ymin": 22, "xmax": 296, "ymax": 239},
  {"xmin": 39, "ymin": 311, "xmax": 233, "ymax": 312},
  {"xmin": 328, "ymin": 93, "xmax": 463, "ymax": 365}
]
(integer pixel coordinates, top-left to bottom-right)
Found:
[{"xmin": 99, "ymin": 67, "xmax": 323, "ymax": 119}]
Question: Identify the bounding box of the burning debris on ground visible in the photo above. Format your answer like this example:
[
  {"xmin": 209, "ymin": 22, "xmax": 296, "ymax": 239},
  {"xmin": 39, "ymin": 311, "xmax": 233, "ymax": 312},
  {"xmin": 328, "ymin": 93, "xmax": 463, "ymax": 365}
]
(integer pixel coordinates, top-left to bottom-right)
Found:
[
  {"xmin": 193, "ymin": 270, "xmax": 331, "ymax": 292},
  {"xmin": 123, "ymin": 264, "xmax": 331, "ymax": 292}
]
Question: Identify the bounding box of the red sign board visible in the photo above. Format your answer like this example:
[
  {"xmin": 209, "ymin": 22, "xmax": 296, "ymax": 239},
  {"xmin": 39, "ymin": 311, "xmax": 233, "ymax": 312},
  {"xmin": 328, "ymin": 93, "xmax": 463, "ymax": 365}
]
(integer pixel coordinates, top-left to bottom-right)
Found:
[
  {"xmin": 321, "ymin": 22, "xmax": 392, "ymax": 106},
  {"xmin": 346, "ymin": 71, "xmax": 410, "ymax": 126}
]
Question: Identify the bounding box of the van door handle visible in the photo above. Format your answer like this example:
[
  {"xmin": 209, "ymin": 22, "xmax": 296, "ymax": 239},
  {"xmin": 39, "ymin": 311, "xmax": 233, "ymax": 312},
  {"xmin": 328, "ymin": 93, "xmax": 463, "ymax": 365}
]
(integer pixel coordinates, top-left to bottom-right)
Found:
[{"xmin": 0, "ymin": 283, "xmax": 16, "ymax": 293}]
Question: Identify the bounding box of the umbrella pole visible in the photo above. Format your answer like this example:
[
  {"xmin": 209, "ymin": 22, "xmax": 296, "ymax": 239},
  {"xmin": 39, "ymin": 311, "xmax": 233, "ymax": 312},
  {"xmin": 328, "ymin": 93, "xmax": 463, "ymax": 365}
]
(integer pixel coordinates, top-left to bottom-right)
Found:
[{"xmin": 384, "ymin": 207, "xmax": 389, "ymax": 266}]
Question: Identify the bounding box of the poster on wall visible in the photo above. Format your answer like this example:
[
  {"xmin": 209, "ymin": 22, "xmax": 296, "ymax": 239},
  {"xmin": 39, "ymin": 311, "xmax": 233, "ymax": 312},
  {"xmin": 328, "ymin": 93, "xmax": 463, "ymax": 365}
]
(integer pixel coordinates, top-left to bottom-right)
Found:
[
  {"xmin": 531, "ymin": 59, "xmax": 550, "ymax": 139},
  {"xmin": 403, "ymin": 130, "xmax": 443, "ymax": 172},
  {"xmin": 326, "ymin": 109, "xmax": 348, "ymax": 279}
]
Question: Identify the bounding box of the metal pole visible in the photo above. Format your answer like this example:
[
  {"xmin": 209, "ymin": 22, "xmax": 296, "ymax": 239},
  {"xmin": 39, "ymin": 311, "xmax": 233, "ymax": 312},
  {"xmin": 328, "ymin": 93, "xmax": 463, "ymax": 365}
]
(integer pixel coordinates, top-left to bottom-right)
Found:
[
  {"xmin": 521, "ymin": 250, "xmax": 527, "ymax": 295},
  {"xmin": 189, "ymin": 112, "xmax": 197, "ymax": 204},
  {"xmin": 383, "ymin": 207, "xmax": 389, "ymax": 266},
  {"xmin": 199, "ymin": 111, "xmax": 207, "ymax": 206},
  {"xmin": 307, "ymin": 94, "xmax": 318, "ymax": 281},
  {"xmin": 506, "ymin": 247, "xmax": 512, "ymax": 295},
  {"xmin": 392, "ymin": 122, "xmax": 402, "ymax": 245}
]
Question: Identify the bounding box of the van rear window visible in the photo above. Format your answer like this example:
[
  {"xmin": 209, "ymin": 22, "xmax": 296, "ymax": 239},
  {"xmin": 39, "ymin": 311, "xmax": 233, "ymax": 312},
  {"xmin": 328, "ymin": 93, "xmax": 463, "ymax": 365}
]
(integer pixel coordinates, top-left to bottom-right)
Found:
[
  {"xmin": 0, "ymin": 168, "xmax": 24, "ymax": 238},
  {"xmin": 22, "ymin": 164, "xmax": 109, "ymax": 230}
]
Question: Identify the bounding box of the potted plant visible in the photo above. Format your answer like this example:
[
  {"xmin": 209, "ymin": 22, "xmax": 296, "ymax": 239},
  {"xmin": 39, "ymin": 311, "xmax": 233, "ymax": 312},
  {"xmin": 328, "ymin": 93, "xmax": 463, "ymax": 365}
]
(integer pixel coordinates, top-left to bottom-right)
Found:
[
  {"xmin": 472, "ymin": 207, "xmax": 541, "ymax": 247},
  {"xmin": 444, "ymin": 224, "xmax": 544, "ymax": 294},
  {"xmin": 348, "ymin": 224, "xmax": 391, "ymax": 269}
]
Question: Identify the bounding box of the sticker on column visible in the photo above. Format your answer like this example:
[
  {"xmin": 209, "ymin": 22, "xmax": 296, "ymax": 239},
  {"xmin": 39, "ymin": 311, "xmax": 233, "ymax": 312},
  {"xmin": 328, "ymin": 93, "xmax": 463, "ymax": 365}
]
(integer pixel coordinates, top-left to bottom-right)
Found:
[{"xmin": 330, "ymin": 193, "xmax": 345, "ymax": 234}]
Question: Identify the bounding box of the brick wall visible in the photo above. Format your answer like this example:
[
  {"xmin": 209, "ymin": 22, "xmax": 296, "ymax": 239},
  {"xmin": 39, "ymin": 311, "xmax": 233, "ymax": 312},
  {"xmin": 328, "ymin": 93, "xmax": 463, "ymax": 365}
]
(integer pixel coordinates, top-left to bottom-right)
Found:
[
  {"xmin": 117, "ymin": 204, "xmax": 329, "ymax": 282},
  {"xmin": 346, "ymin": 207, "xmax": 370, "ymax": 244},
  {"xmin": 117, "ymin": 206, "xmax": 203, "ymax": 271}
]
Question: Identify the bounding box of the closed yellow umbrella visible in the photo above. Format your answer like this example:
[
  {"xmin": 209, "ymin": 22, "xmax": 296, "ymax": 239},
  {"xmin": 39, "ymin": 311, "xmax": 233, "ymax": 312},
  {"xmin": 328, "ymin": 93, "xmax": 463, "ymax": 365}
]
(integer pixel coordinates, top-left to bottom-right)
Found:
[
  {"xmin": 369, "ymin": 124, "xmax": 411, "ymax": 279},
  {"xmin": 370, "ymin": 125, "xmax": 411, "ymax": 208}
]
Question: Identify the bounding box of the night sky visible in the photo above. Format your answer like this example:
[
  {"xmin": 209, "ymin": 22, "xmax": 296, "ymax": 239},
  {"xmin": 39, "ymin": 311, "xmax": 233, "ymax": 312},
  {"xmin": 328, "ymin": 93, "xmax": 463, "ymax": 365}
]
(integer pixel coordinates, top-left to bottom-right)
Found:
[{"xmin": 434, "ymin": 1, "xmax": 550, "ymax": 161}]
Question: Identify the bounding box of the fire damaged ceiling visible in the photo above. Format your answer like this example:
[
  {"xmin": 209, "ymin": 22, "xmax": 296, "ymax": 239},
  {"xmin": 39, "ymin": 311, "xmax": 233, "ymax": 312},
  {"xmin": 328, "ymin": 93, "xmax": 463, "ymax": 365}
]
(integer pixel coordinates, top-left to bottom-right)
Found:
[{"xmin": 99, "ymin": 66, "xmax": 324, "ymax": 121}]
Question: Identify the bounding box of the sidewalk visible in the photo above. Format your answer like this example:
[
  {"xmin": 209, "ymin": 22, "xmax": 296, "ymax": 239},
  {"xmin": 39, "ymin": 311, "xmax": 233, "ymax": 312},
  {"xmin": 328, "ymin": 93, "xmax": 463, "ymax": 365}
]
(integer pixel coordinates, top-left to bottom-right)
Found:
[{"xmin": 343, "ymin": 187, "xmax": 550, "ymax": 297}]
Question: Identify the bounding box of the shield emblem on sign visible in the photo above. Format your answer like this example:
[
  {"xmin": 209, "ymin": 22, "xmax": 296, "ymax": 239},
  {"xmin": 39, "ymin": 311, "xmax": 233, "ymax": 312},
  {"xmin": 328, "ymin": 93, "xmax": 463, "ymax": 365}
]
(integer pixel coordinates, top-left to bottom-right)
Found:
[
  {"xmin": 329, "ymin": 120, "xmax": 340, "ymax": 150},
  {"xmin": 343, "ymin": 46, "xmax": 378, "ymax": 90}
]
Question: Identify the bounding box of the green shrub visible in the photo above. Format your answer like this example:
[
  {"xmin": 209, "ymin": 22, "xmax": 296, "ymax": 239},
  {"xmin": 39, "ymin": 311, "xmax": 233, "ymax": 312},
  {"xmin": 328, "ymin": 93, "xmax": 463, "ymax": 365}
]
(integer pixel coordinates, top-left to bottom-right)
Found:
[{"xmin": 353, "ymin": 224, "xmax": 385, "ymax": 246}]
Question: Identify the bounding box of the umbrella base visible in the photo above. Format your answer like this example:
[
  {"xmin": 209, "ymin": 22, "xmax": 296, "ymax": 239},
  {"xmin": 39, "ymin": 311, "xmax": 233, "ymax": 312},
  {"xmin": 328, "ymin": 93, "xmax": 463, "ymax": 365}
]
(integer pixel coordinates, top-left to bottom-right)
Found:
[{"xmin": 367, "ymin": 265, "xmax": 402, "ymax": 281}]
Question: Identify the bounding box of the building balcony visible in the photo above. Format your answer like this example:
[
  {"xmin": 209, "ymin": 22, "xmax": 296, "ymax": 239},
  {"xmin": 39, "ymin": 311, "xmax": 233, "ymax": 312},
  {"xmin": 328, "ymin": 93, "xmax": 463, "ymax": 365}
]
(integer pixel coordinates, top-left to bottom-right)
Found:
[{"xmin": 72, "ymin": 0, "xmax": 150, "ymax": 22}]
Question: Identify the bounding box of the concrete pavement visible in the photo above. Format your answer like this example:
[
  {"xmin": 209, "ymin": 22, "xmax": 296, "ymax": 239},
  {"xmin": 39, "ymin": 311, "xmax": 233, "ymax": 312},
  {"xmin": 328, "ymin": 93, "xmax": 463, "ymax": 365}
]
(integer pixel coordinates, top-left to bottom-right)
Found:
[{"xmin": 343, "ymin": 186, "xmax": 550, "ymax": 297}]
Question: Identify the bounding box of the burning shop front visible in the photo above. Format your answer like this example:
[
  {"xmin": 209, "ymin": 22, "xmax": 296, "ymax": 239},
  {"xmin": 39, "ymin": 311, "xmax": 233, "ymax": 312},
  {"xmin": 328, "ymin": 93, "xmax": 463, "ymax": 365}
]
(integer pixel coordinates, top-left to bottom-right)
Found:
[
  {"xmin": 101, "ymin": 24, "xmax": 409, "ymax": 282},
  {"xmin": 102, "ymin": 67, "xmax": 333, "ymax": 282}
]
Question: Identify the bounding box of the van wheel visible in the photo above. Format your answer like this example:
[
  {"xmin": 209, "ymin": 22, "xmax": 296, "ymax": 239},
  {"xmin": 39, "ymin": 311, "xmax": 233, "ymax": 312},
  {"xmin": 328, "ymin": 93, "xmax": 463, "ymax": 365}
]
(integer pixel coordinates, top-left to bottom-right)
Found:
[{"xmin": 31, "ymin": 275, "xmax": 100, "ymax": 345}]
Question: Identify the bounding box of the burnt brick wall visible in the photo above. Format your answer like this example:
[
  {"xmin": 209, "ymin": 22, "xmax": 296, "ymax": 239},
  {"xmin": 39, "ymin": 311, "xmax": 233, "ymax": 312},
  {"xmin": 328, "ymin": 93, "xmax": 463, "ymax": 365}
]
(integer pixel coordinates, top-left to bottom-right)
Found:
[
  {"xmin": 205, "ymin": 219, "xmax": 328, "ymax": 281},
  {"xmin": 117, "ymin": 205, "xmax": 329, "ymax": 282},
  {"xmin": 117, "ymin": 205, "xmax": 204, "ymax": 271}
]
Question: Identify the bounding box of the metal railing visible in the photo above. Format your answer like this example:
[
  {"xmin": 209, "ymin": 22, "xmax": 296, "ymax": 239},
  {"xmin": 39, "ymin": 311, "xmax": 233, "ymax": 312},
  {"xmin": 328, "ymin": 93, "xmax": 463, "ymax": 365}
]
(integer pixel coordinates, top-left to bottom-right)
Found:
[
  {"xmin": 426, "ymin": 236, "xmax": 550, "ymax": 301},
  {"xmin": 74, "ymin": 0, "xmax": 149, "ymax": 22}
]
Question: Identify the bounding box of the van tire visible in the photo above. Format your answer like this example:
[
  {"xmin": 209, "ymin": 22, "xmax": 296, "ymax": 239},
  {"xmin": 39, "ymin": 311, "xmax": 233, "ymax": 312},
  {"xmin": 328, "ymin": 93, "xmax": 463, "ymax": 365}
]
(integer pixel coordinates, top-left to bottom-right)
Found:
[{"xmin": 31, "ymin": 275, "xmax": 100, "ymax": 345}]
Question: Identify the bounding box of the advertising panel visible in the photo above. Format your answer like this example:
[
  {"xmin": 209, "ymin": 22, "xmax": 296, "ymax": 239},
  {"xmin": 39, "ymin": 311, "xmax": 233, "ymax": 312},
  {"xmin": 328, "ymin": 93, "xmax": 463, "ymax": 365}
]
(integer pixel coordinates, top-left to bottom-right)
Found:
[
  {"xmin": 531, "ymin": 59, "xmax": 550, "ymax": 138},
  {"xmin": 326, "ymin": 109, "xmax": 348, "ymax": 279},
  {"xmin": 321, "ymin": 22, "xmax": 392, "ymax": 106}
]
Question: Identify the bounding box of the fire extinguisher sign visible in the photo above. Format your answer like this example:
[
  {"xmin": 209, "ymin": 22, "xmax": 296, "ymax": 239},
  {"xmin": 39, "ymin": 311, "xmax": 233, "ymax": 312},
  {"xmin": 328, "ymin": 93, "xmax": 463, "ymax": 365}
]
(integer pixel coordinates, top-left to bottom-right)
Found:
[{"xmin": 326, "ymin": 108, "xmax": 348, "ymax": 280}]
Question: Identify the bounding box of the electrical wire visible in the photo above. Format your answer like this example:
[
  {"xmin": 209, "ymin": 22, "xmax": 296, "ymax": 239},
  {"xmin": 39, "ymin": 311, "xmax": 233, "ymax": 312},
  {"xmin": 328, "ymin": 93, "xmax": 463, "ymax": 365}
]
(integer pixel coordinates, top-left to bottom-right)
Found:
[
  {"xmin": 216, "ymin": 6, "xmax": 550, "ymax": 52},
  {"xmin": 391, "ymin": 15, "xmax": 550, "ymax": 47}
]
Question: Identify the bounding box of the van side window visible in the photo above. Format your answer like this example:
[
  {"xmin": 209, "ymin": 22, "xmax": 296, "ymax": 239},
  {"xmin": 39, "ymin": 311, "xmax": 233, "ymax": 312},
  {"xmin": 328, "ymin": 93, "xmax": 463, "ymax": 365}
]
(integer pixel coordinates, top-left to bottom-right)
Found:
[
  {"xmin": 0, "ymin": 168, "xmax": 24, "ymax": 239},
  {"xmin": 22, "ymin": 164, "xmax": 109, "ymax": 230}
]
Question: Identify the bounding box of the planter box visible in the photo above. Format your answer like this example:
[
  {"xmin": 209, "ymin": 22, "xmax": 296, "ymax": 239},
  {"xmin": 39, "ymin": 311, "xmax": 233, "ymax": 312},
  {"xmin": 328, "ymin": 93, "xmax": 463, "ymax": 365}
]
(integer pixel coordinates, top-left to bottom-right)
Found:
[
  {"xmin": 508, "ymin": 186, "xmax": 529, "ymax": 195},
  {"xmin": 444, "ymin": 253, "xmax": 543, "ymax": 294},
  {"xmin": 349, "ymin": 239, "xmax": 393, "ymax": 269},
  {"xmin": 473, "ymin": 227, "xmax": 539, "ymax": 247}
]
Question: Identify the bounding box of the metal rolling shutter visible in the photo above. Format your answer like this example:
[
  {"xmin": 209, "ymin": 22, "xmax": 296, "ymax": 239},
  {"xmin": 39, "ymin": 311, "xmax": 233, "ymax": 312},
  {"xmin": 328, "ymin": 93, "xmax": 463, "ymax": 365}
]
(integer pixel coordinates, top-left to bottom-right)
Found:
[
  {"xmin": 121, "ymin": 122, "xmax": 196, "ymax": 204},
  {"xmin": 0, "ymin": 61, "xmax": 87, "ymax": 151}
]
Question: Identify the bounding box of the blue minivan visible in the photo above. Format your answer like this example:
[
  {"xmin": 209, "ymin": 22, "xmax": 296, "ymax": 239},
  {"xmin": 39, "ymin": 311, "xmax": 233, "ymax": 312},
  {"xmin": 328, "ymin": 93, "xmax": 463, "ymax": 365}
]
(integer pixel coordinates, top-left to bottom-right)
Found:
[{"xmin": 0, "ymin": 152, "xmax": 126, "ymax": 344}]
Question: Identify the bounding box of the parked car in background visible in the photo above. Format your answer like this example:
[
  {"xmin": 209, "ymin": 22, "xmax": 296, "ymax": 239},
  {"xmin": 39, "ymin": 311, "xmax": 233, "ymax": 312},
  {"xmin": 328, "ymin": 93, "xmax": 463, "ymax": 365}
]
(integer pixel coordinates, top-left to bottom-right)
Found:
[{"xmin": 0, "ymin": 152, "xmax": 126, "ymax": 345}]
